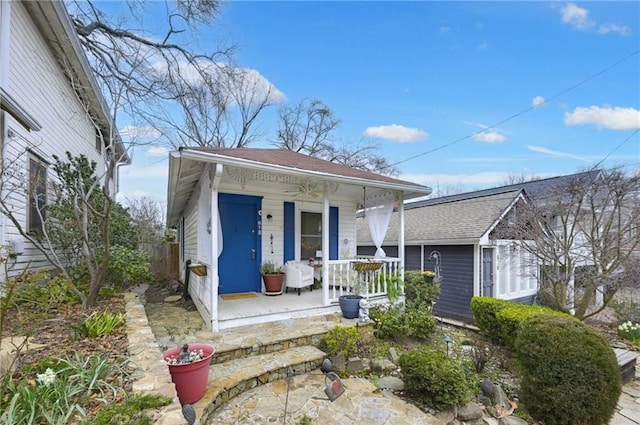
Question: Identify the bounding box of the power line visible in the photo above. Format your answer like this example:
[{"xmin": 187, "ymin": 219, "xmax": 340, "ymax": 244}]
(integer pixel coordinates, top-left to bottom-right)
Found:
[
  {"xmin": 387, "ymin": 49, "xmax": 640, "ymax": 169},
  {"xmin": 593, "ymin": 129, "xmax": 640, "ymax": 169}
]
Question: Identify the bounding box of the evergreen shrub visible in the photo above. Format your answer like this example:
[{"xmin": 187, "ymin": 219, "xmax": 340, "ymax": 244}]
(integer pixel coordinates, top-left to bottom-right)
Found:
[
  {"xmin": 470, "ymin": 297, "xmax": 512, "ymax": 342},
  {"xmin": 515, "ymin": 314, "xmax": 621, "ymax": 425},
  {"xmin": 399, "ymin": 347, "xmax": 471, "ymax": 410},
  {"xmin": 496, "ymin": 303, "xmax": 571, "ymax": 349}
]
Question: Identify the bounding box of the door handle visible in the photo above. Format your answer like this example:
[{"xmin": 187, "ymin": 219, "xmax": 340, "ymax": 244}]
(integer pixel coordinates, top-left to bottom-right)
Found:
[{"xmin": 251, "ymin": 249, "xmax": 256, "ymax": 260}]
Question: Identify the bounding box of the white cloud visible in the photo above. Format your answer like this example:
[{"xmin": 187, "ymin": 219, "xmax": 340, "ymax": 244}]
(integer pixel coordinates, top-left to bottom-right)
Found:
[
  {"xmin": 472, "ymin": 130, "xmax": 506, "ymax": 143},
  {"xmin": 560, "ymin": 2, "xmax": 595, "ymax": 31},
  {"xmin": 598, "ymin": 23, "xmax": 631, "ymax": 36},
  {"xmin": 527, "ymin": 145, "xmax": 591, "ymax": 162},
  {"xmin": 153, "ymin": 59, "xmax": 287, "ymax": 105},
  {"xmin": 558, "ymin": 2, "xmax": 630, "ymax": 36},
  {"xmin": 439, "ymin": 26, "xmax": 451, "ymax": 34},
  {"xmin": 476, "ymin": 41, "xmax": 489, "ymax": 51},
  {"xmin": 532, "ymin": 96, "xmax": 546, "ymax": 108},
  {"xmin": 564, "ymin": 105, "xmax": 640, "ymax": 130},
  {"xmin": 364, "ymin": 124, "xmax": 428, "ymax": 143},
  {"xmin": 145, "ymin": 147, "xmax": 169, "ymax": 157},
  {"xmin": 119, "ymin": 125, "xmax": 161, "ymax": 139}
]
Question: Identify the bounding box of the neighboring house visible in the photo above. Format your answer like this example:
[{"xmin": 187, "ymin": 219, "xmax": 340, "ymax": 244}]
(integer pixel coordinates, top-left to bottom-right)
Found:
[
  {"xmin": 357, "ymin": 189, "xmax": 538, "ymax": 323},
  {"xmin": 0, "ymin": 1, "xmax": 129, "ymax": 278},
  {"xmin": 357, "ymin": 170, "xmax": 610, "ymax": 323},
  {"xmin": 166, "ymin": 147, "xmax": 431, "ymax": 331}
]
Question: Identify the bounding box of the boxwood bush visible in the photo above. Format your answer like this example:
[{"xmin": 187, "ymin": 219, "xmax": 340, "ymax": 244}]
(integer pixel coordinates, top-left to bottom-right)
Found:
[
  {"xmin": 399, "ymin": 347, "xmax": 471, "ymax": 410},
  {"xmin": 515, "ymin": 314, "xmax": 621, "ymax": 425},
  {"xmin": 470, "ymin": 297, "xmax": 512, "ymax": 343},
  {"xmin": 496, "ymin": 303, "xmax": 571, "ymax": 350}
]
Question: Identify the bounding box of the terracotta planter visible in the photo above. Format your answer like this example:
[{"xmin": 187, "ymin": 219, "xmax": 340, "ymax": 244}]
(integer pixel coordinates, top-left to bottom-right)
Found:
[
  {"xmin": 339, "ymin": 295, "xmax": 363, "ymax": 319},
  {"xmin": 163, "ymin": 343, "xmax": 215, "ymax": 404},
  {"xmin": 262, "ymin": 273, "xmax": 285, "ymax": 295}
]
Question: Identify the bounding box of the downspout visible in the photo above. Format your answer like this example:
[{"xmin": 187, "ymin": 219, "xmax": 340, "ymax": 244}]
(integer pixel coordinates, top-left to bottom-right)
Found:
[{"xmin": 209, "ymin": 163, "xmax": 223, "ymax": 332}]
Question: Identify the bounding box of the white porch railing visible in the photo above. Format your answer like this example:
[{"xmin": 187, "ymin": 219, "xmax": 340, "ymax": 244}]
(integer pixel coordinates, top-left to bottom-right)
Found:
[{"xmin": 324, "ymin": 257, "xmax": 402, "ymax": 303}]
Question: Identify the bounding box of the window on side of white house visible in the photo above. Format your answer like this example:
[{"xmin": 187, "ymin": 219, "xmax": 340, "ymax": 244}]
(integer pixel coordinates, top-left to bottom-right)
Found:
[
  {"xmin": 28, "ymin": 156, "xmax": 48, "ymax": 233},
  {"xmin": 300, "ymin": 211, "xmax": 322, "ymax": 260}
]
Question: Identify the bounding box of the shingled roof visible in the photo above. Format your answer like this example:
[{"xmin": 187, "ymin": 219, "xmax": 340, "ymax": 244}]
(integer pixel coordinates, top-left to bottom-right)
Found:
[
  {"xmin": 404, "ymin": 169, "xmax": 601, "ymax": 210},
  {"xmin": 184, "ymin": 147, "xmax": 427, "ymax": 188},
  {"xmin": 357, "ymin": 190, "xmax": 524, "ymax": 245}
]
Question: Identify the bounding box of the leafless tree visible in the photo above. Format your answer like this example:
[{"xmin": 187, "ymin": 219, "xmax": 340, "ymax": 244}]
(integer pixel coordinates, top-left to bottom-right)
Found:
[
  {"xmin": 125, "ymin": 196, "xmax": 166, "ymax": 250},
  {"xmin": 274, "ymin": 99, "xmax": 399, "ymax": 175},
  {"xmin": 496, "ymin": 168, "xmax": 640, "ymax": 320},
  {"xmin": 146, "ymin": 62, "xmax": 280, "ymax": 148}
]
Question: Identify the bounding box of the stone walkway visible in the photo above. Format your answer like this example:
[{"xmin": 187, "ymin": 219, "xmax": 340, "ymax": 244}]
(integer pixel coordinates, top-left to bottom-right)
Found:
[{"xmin": 126, "ymin": 289, "xmax": 640, "ymax": 425}]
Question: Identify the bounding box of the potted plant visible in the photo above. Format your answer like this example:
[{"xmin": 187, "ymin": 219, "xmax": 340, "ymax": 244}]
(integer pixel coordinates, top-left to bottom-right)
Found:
[
  {"xmin": 338, "ymin": 263, "xmax": 374, "ymax": 319},
  {"xmin": 163, "ymin": 343, "xmax": 215, "ymax": 404},
  {"xmin": 261, "ymin": 261, "xmax": 285, "ymax": 295},
  {"xmin": 422, "ymin": 270, "xmax": 436, "ymax": 283}
]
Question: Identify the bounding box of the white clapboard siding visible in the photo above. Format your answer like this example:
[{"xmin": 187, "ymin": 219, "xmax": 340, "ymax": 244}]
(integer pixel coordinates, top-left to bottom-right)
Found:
[{"xmin": 1, "ymin": 2, "xmax": 112, "ymax": 278}]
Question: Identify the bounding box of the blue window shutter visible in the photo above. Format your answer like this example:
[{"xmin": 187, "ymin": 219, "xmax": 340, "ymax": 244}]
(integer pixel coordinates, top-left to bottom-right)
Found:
[
  {"xmin": 329, "ymin": 207, "xmax": 338, "ymax": 260},
  {"xmin": 284, "ymin": 202, "xmax": 295, "ymax": 262}
]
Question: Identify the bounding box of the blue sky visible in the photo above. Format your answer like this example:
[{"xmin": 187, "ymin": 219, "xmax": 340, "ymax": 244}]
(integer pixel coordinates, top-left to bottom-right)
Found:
[{"xmin": 117, "ymin": 1, "xmax": 640, "ymax": 205}]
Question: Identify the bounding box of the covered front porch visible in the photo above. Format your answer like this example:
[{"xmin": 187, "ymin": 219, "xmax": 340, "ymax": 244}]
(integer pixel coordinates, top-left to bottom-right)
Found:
[
  {"xmin": 217, "ymin": 257, "xmax": 402, "ymax": 329},
  {"xmin": 166, "ymin": 148, "xmax": 431, "ymax": 332}
]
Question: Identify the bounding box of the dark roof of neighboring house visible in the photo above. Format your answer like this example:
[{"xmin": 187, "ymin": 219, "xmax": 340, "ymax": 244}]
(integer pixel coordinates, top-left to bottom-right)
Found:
[
  {"xmin": 357, "ymin": 190, "xmax": 524, "ymax": 245},
  {"xmin": 184, "ymin": 147, "xmax": 428, "ymax": 189},
  {"xmin": 405, "ymin": 169, "xmax": 602, "ymax": 210}
]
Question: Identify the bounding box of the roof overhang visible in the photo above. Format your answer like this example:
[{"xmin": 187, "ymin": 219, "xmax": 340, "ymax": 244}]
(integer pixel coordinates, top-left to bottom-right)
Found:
[{"xmin": 167, "ymin": 148, "xmax": 432, "ymax": 226}]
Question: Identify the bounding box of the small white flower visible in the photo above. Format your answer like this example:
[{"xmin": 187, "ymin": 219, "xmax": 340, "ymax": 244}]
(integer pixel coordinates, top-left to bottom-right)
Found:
[{"xmin": 37, "ymin": 368, "xmax": 56, "ymax": 387}]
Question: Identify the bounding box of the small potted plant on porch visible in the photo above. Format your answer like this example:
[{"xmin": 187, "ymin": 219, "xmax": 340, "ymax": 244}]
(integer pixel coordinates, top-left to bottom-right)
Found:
[{"xmin": 261, "ymin": 261, "xmax": 285, "ymax": 295}]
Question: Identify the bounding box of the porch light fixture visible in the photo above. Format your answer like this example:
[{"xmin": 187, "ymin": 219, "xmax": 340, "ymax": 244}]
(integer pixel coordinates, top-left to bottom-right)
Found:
[{"xmin": 315, "ymin": 250, "xmax": 323, "ymax": 261}]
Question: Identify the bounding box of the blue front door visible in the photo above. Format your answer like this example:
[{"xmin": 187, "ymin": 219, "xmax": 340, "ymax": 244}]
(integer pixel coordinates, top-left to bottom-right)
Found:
[{"xmin": 218, "ymin": 193, "xmax": 262, "ymax": 294}]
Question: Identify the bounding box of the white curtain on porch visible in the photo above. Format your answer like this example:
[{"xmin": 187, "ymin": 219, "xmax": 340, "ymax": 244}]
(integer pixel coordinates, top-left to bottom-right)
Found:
[{"xmin": 366, "ymin": 192, "xmax": 395, "ymax": 258}]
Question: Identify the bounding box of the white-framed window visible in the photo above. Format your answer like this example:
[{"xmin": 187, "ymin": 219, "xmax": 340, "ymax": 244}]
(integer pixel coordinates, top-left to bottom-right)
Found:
[{"xmin": 27, "ymin": 155, "xmax": 48, "ymax": 233}]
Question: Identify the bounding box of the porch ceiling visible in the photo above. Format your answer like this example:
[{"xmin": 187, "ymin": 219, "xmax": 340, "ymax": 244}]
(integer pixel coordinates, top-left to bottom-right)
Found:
[{"xmin": 166, "ymin": 148, "xmax": 431, "ymax": 226}]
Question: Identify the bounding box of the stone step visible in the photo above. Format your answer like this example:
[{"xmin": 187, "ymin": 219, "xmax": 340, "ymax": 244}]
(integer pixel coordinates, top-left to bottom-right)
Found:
[
  {"xmin": 195, "ymin": 345, "xmax": 327, "ymax": 423},
  {"xmin": 210, "ymin": 314, "xmax": 372, "ymax": 365}
]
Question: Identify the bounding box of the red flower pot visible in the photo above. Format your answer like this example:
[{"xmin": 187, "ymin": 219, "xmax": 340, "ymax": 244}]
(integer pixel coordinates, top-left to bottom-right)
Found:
[{"xmin": 163, "ymin": 343, "xmax": 215, "ymax": 404}]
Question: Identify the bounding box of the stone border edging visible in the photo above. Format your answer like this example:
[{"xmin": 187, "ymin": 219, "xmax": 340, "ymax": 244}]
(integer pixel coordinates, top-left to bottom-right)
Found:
[{"xmin": 124, "ymin": 292, "xmax": 184, "ymax": 424}]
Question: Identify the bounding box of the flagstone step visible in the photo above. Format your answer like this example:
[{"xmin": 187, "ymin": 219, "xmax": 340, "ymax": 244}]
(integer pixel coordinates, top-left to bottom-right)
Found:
[
  {"xmin": 210, "ymin": 314, "xmax": 372, "ymax": 365},
  {"xmin": 195, "ymin": 345, "xmax": 327, "ymax": 423}
]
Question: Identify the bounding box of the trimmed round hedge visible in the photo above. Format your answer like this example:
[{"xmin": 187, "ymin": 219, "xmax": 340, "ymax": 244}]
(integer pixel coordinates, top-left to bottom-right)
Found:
[{"xmin": 514, "ymin": 314, "xmax": 621, "ymax": 425}]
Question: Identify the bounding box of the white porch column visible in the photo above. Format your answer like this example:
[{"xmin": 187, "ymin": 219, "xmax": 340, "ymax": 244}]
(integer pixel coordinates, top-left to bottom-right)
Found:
[
  {"xmin": 398, "ymin": 192, "xmax": 405, "ymax": 280},
  {"xmin": 322, "ymin": 183, "xmax": 330, "ymax": 306},
  {"xmin": 209, "ymin": 164, "xmax": 223, "ymax": 332}
]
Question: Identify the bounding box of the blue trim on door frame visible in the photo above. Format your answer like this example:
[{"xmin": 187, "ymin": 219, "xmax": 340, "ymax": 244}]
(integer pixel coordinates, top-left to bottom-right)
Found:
[
  {"xmin": 329, "ymin": 206, "xmax": 338, "ymax": 260},
  {"xmin": 283, "ymin": 202, "xmax": 295, "ymax": 262}
]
